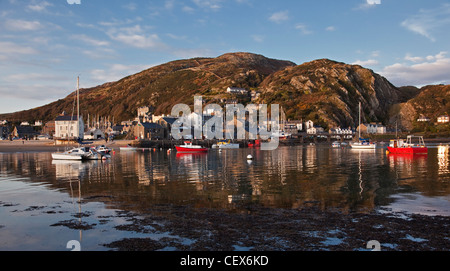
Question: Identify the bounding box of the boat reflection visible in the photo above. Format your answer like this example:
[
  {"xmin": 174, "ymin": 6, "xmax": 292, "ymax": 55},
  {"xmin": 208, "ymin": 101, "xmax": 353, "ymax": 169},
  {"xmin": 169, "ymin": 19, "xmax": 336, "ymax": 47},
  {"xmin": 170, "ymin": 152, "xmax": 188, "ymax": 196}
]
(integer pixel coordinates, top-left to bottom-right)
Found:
[{"xmin": 176, "ymin": 152, "xmax": 208, "ymax": 159}]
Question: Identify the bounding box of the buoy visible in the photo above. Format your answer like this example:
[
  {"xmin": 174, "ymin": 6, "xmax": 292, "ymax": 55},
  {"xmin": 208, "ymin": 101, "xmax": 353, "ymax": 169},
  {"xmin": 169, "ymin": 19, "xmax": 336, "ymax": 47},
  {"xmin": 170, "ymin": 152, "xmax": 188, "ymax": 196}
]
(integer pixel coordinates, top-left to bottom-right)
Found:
[{"xmin": 247, "ymin": 154, "xmax": 253, "ymax": 160}]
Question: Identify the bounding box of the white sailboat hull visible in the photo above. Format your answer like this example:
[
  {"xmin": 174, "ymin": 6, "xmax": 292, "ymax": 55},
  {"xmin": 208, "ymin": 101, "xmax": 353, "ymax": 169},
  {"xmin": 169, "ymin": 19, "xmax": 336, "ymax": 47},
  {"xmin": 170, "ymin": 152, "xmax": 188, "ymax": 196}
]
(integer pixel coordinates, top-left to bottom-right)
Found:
[
  {"xmin": 51, "ymin": 153, "xmax": 83, "ymax": 160},
  {"xmin": 350, "ymin": 143, "xmax": 377, "ymax": 149}
]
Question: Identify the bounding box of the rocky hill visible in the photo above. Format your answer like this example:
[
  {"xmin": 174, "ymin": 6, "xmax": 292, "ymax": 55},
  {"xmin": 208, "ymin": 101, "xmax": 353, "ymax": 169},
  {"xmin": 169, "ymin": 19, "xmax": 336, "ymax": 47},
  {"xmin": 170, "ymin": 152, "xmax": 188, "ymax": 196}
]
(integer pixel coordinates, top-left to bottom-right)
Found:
[
  {"xmin": 0, "ymin": 52, "xmax": 295, "ymax": 123},
  {"xmin": 0, "ymin": 52, "xmax": 446, "ymax": 130},
  {"xmin": 258, "ymin": 59, "xmax": 412, "ymax": 128},
  {"xmin": 388, "ymin": 85, "xmax": 450, "ymax": 131}
]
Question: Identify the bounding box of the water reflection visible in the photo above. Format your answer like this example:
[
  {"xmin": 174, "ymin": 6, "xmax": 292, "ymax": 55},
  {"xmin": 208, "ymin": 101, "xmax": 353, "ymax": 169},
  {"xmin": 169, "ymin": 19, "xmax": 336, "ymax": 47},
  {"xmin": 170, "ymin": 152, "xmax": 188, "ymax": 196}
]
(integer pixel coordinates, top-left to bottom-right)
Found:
[
  {"xmin": 438, "ymin": 146, "xmax": 449, "ymax": 175},
  {"xmin": 1, "ymin": 146, "xmax": 449, "ymax": 215}
]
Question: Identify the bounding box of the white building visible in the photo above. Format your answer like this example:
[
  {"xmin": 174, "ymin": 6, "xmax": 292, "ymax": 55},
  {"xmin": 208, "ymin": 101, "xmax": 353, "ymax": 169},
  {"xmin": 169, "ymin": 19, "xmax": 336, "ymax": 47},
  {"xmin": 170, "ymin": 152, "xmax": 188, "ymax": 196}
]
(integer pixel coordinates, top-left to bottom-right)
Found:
[
  {"xmin": 438, "ymin": 115, "xmax": 449, "ymax": 123},
  {"xmin": 307, "ymin": 126, "xmax": 324, "ymax": 134},
  {"xmin": 417, "ymin": 115, "xmax": 431, "ymax": 122},
  {"xmin": 55, "ymin": 115, "xmax": 84, "ymax": 140},
  {"xmin": 304, "ymin": 120, "xmax": 314, "ymax": 130},
  {"xmin": 84, "ymin": 128, "xmax": 104, "ymax": 140},
  {"xmin": 365, "ymin": 123, "xmax": 386, "ymax": 134},
  {"xmin": 227, "ymin": 87, "xmax": 248, "ymax": 94}
]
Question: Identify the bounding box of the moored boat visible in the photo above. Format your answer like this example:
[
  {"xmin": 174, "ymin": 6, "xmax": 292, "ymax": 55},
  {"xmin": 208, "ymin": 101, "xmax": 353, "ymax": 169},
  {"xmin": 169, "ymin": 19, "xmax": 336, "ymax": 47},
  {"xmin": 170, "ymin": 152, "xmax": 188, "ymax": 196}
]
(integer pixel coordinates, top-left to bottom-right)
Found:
[
  {"xmin": 387, "ymin": 135, "xmax": 428, "ymax": 154},
  {"xmin": 351, "ymin": 138, "xmax": 377, "ymax": 149},
  {"xmin": 212, "ymin": 140, "xmax": 240, "ymax": 149},
  {"xmin": 95, "ymin": 145, "xmax": 111, "ymax": 154},
  {"xmin": 175, "ymin": 141, "xmax": 208, "ymax": 153},
  {"xmin": 248, "ymin": 139, "xmax": 261, "ymax": 148},
  {"xmin": 120, "ymin": 145, "xmax": 137, "ymax": 151},
  {"xmin": 52, "ymin": 147, "xmax": 101, "ymax": 160},
  {"xmin": 331, "ymin": 141, "xmax": 341, "ymax": 148},
  {"xmin": 350, "ymin": 102, "xmax": 376, "ymax": 150}
]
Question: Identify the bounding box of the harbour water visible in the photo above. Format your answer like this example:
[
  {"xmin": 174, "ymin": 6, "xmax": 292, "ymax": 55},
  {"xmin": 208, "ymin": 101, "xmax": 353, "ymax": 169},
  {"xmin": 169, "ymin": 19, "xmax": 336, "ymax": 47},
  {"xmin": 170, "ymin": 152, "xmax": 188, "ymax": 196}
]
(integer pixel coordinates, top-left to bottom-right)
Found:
[{"xmin": 1, "ymin": 145, "xmax": 449, "ymax": 251}]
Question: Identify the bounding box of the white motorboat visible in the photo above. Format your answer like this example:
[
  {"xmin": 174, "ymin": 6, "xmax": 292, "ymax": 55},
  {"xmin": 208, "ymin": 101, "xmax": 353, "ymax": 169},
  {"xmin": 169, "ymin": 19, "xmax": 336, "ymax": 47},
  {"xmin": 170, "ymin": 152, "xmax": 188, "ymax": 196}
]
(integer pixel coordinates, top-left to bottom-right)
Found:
[
  {"xmin": 332, "ymin": 141, "xmax": 341, "ymax": 148},
  {"xmin": 52, "ymin": 147, "xmax": 91, "ymax": 160},
  {"xmin": 95, "ymin": 145, "xmax": 111, "ymax": 154}
]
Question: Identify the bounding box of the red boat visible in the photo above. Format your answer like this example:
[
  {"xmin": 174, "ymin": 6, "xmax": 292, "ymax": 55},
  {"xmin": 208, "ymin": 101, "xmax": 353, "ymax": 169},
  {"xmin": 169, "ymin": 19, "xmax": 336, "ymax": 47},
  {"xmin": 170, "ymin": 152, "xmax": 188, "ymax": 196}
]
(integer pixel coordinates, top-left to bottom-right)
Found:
[
  {"xmin": 387, "ymin": 135, "xmax": 428, "ymax": 154},
  {"xmin": 248, "ymin": 139, "xmax": 261, "ymax": 148},
  {"xmin": 175, "ymin": 141, "xmax": 208, "ymax": 153}
]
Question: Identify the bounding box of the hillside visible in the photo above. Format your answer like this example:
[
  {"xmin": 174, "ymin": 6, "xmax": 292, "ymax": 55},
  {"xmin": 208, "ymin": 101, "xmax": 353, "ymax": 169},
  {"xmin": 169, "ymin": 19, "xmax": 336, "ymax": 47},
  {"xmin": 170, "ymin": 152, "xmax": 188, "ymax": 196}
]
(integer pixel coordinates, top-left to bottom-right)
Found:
[
  {"xmin": 1, "ymin": 52, "xmax": 447, "ymax": 131},
  {"xmin": 257, "ymin": 59, "xmax": 408, "ymax": 128},
  {"xmin": 0, "ymin": 52, "xmax": 295, "ymax": 123},
  {"xmin": 388, "ymin": 85, "xmax": 450, "ymax": 131}
]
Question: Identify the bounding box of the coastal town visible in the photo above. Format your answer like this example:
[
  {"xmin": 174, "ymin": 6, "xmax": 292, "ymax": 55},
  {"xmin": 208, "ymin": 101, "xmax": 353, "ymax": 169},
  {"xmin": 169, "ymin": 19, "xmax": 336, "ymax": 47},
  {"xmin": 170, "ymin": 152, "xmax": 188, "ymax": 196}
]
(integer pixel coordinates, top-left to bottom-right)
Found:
[{"xmin": 1, "ymin": 96, "xmax": 449, "ymax": 147}]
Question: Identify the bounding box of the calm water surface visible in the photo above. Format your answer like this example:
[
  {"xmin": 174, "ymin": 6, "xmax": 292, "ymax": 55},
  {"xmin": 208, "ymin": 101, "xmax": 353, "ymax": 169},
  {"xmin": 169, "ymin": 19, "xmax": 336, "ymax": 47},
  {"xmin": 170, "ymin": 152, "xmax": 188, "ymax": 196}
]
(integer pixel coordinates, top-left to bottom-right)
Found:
[{"xmin": 1, "ymin": 145, "xmax": 449, "ymax": 250}]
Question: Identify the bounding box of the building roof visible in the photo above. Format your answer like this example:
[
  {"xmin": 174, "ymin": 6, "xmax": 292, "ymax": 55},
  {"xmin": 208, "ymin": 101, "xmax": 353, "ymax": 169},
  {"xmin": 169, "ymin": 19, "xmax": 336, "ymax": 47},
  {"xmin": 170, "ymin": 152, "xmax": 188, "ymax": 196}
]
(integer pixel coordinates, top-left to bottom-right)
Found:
[
  {"xmin": 138, "ymin": 122, "xmax": 163, "ymax": 129},
  {"xmin": 161, "ymin": 117, "xmax": 178, "ymax": 125},
  {"xmin": 55, "ymin": 115, "xmax": 82, "ymax": 121},
  {"xmin": 14, "ymin": 126, "xmax": 38, "ymax": 135}
]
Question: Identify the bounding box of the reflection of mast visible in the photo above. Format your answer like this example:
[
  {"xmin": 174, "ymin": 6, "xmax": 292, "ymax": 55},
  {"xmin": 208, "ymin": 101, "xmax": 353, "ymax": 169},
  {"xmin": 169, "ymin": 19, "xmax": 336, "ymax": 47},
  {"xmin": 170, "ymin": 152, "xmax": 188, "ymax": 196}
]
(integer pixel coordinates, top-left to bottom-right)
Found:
[
  {"xmin": 69, "ymin": 178, "xmax": 82, "ymax": 244},
  {"xmin": 358, "ymin": 151, "xmax": 363, "ymax": 196}
]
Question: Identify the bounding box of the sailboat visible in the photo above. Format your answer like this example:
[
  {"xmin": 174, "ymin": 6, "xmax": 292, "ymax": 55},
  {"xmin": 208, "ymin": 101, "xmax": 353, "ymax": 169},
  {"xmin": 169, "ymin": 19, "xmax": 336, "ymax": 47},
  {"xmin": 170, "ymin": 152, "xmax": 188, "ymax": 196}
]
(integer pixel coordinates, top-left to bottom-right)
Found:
[
  {"xmin": 350, "ymin": 102, "xmax": 376, "ymax": 150},
  {"xmin": 52, "ymin": 77, "xmax": 93, "ymax": 160}
]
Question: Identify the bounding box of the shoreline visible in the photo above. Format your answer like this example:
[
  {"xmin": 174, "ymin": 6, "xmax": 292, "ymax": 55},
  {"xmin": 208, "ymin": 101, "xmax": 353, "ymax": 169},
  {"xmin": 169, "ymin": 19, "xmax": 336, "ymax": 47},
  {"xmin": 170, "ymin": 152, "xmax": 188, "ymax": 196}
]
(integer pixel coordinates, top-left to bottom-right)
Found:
[
  {"xmin": 0, "ymin": 139, "xmax": 135, "ymax": 153},
  {"xmin": 1, "ymin": 137, "xmax": 450, "ymax": 153}
]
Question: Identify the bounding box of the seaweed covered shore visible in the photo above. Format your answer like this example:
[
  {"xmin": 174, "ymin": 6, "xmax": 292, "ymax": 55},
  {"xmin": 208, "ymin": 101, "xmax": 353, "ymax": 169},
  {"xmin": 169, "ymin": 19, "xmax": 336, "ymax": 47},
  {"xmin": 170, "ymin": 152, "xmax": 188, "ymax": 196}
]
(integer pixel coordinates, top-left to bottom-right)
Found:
[{"xmin": 101, "ymin": 204, "xmax": 450, "ymax": 251}]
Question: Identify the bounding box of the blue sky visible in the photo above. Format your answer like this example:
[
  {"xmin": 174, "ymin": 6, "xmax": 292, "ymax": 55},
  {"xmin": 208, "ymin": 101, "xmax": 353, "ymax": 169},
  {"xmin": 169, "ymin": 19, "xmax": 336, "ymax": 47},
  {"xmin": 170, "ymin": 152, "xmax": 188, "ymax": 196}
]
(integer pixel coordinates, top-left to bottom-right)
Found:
[{"xmin": 1, "ymin": 0, "xmax": 450, "ymax": 114}]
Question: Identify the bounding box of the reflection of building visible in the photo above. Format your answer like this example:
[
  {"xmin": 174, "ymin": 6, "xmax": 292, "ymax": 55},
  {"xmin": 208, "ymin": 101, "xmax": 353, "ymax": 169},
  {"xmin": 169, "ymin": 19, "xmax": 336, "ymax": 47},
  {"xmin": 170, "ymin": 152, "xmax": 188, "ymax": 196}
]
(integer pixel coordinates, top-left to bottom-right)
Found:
[{"xmin": 52, "ymin": 160, "xmax": 83, "ymax": 180}]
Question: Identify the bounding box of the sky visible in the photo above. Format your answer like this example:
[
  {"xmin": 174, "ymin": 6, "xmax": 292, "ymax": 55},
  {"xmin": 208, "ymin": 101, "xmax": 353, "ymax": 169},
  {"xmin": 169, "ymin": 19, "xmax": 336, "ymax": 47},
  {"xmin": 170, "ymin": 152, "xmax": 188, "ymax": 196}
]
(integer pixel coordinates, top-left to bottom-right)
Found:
[{"xmin": 1, "ymin": 0, "xmax": 450, "ymax": 114}]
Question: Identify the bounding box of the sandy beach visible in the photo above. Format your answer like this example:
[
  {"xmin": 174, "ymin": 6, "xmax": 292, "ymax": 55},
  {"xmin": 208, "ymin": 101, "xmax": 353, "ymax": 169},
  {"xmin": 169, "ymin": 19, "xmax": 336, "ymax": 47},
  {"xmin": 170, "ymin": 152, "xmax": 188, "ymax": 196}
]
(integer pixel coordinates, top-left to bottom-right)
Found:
[{"xmin": 0, "ymin": 139, "xmax": 135, "ymax": 153}]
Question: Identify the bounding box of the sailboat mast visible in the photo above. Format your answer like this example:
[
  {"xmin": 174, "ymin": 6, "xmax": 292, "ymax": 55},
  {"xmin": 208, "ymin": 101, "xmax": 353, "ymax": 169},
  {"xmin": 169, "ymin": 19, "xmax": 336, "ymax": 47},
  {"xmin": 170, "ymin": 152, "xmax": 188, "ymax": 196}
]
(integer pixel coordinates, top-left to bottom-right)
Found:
[
  {"xmin": 77, "ymin": 76, "xmax": 80, "ymax": 122},
  {"xmin": 77, "ymin": 76, "xmax": 80, "ymax": 140},
  {"xmin": 358, "ymin": 102, "xmax": 361, "ymax": 139}
]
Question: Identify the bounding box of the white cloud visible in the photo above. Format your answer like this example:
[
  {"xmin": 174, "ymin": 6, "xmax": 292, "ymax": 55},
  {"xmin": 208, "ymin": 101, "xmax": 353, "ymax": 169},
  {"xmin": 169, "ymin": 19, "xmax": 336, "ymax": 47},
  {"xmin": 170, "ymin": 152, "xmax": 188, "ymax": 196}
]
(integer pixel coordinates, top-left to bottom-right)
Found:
[
  {"xmin": 192, "ymin": 0, "xmax": 223, "ymax": 11},
  {"xmin": 326, "ymin": 26, "xmax": 336, "ymax": 31},
  {"xmin": 367, "ymin": 0, "xmax": 381, "ymax": 5},
  {"xmin": 182, "ymin": 6, "xmax": 195, "ymax": 13},
  {"xmin": 355, "ymin": 0, "xmax": 381, "ymax": 10},
  {"xmin": 295, "ymin": 24, "xmax": 312, "ymax": 35},
  {"xmin": 401, "ymin": 4, "xmax": 450, "ymax": 42},
  {"xmin": 269, "ymin": 11, "xmax": 289, "ymax": 24},
  {"xmin": 0, "ymin": 41, "xmax": 38, "ymax": 55},
  {"xmin": 380, "ymin": 51, "xmax": 450, "ymax": 86},
  {"xmin": 123, "ymin": 3, "xmax": 137, "ymax": 11},
  {"xmin": 251, "ymin": 35, "xmax": 264, "ymax": 43},
  {"xmin": 353, "ymin": 59, "xmax": 379, "ymax": 66},
  {"xmin": 72, "ymin": 34, "xmax": 110, "ymax": 47},
  {"xmin": 27, "ymin": 1, "xmax": 52, "ymax": 12},
  {"xmin": 107, "ymin": 25, "xmax": 167, "ymax": 50},
  {"xmin": 4, "ymin": 19, "xmax": 43, "ymax": 31},
  {"xmin": 89, "ymin": 63, "xmax": 151, "ymax": 84}
]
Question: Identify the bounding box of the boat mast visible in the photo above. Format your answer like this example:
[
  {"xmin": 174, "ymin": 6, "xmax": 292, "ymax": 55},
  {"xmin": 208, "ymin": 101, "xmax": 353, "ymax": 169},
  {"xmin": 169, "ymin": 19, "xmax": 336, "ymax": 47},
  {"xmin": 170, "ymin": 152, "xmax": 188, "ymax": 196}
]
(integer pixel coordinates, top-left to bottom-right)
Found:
[
  {"xmin": 77, "ymin": 76, "xmax": 80, "ymax": 142},
  {"xmin": 358, "ymin": 102, "xmax": 361, "ymax": 139}
]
